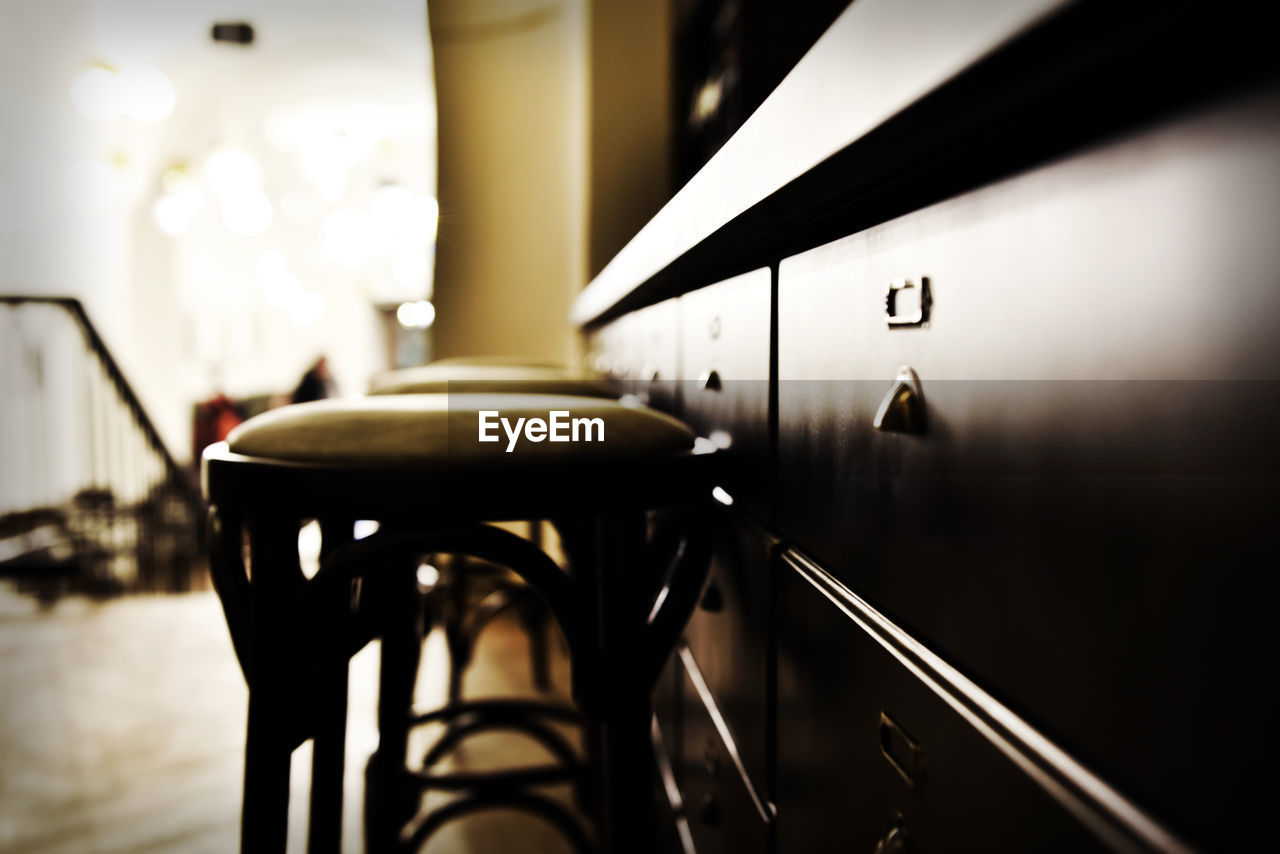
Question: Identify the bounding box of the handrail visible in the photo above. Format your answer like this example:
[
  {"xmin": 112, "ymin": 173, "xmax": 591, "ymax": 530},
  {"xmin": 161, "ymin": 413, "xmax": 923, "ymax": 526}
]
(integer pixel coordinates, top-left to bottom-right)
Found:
[{"xmin": 0, "ymin": 295, "xmax": 199, "ymax": 504}]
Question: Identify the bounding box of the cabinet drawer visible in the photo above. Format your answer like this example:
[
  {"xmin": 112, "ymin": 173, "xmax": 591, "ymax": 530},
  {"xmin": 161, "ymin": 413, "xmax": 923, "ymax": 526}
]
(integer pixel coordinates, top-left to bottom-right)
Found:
[
  {"xmin": 679, "ymin": 270, "xmax": 771, "ymax": 515},
  {"xmin": 777, "ymin": 549, "xmax": 1122, "ymax": 854},
  {"xmin": 680, "ymin": 644, "xmax": 771, "ymax": 854},
  {"xmin": 683, "ymin": 519, "xmax": 773, "ymax": 789},
  {"xmin": 585, "ymin": 297, "xmax": 680, "ymax": 411},
  {"xmin": 777, "ymin": 86, "xmax": 1280, "ymax": 849},
  {"xmin": 627, "ymin": 298, "xmax": 681, "ymax": 413}
]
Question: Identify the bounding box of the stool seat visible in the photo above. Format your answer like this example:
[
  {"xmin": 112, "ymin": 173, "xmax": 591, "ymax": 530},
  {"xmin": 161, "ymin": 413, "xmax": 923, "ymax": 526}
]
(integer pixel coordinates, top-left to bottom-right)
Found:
[
  {"xmin": 226, "ymin": 393, "xmax": 692, "ymax": 468},
  {"xmin": 370, "ymin": 364, "xmax": 614, "ymax": 398}
]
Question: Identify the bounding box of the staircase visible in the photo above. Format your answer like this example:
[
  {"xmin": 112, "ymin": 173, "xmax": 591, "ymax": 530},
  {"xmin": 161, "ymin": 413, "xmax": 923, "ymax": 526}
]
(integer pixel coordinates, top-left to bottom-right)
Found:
[{"xmin": 0, "ymin": 297, "xmax": 204, "ymax": 602}]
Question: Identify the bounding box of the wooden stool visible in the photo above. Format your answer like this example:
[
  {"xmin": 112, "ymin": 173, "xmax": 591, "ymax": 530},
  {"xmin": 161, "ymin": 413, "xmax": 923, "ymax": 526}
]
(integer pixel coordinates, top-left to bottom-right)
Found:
[
  {"xmin": 368, "ymin": 362, "xmax": 620, "ymax": 698},
  {"xmin": 203, "ymin": 392, "xmax": 716, "ymax": 853}
]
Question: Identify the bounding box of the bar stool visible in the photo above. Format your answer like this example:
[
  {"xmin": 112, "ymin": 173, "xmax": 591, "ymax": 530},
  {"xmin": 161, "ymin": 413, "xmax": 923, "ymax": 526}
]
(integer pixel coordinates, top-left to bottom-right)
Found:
[
  {"xmin": 364, "ymin": 365, "xmax": 624, "ymax": 847},
  {"xmin": 203, "ymin": 392, "xmax": 716, "ymax": 853},
  {"xmin": 367, "ymin": 361, "xmax": 621, "ymax": 732}
]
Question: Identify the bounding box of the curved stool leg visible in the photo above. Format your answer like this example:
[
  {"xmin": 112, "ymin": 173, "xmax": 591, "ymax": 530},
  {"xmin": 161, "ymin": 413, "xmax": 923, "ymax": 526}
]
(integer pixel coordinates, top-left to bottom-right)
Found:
[
  {"xmin": 366, "ymin": 558, "xmax": 425, "ymax": 854},
  {"xmin": 241, "ymin": 515, "xmax": 306, "ymax": 854},
  {"xmin": 399, "ymin": 790, "xmax": 594, "ymax": 854},
  {"xmin": 307, "ymin": 520, "xmax": 354, "ymax": 854}
]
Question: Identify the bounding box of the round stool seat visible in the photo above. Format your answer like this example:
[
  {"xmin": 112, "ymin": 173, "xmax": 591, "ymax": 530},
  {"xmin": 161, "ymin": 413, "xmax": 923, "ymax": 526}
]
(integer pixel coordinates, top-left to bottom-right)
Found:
[
  {"xmin": 370, "ymin": 364, "xmax": 613, "ymax": 398},
  {"xmin": 226, "ymin": 393, "xmax": 693, "ymax": 468}
]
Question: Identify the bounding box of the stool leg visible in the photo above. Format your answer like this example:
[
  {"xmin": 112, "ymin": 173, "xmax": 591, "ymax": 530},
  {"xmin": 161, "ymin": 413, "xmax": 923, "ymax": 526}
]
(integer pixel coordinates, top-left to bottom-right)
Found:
[
  {"xmin": 593, "ymin": 513, "xmax": 659, "ymax": 854},
  {"xmin": 444, "ymin": 555, "xmax": 471, "ymax": 704},
  {"xmin": 366, "ymin": 560, "xmax": 423, "ymax": 854},
  {"xmin": 307, "ymin": 521, "xmax": 354, "ymax": 854},
  {"xmin": 241, "ymin": 518, "xmax": 304, "ymax": 854}
]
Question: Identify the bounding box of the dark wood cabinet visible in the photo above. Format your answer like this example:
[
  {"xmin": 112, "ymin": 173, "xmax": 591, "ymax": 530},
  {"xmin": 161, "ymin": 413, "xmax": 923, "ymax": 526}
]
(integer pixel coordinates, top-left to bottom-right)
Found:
[
  {"xmin": 775, "ymin": 85, "xmax": 1280, "ymax": 851},
  {"xmin": 678, "ymin": 270, "xmax": 772, "ymax": 518},
  {"xmin": 777, "ymin": 550, "xmax": 1109, "ymax": 853},
  {"xmin": 576, "ymin": 2, "xmax": 1280, "ymax": 851}
]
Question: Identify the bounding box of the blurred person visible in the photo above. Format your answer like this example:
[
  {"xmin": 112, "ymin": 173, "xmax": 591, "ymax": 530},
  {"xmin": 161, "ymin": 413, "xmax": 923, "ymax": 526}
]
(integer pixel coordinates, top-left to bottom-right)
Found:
[{"xmin": 290, "ymin": 355, "xmax": 333, "ymax": 404}]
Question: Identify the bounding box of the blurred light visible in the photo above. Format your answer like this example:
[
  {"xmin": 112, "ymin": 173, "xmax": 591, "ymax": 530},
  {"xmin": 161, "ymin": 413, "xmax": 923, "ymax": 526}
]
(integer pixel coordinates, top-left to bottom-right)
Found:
[
  {"xmin": 256, "ymin": 250, "xmax": 325, "ymax": 326},
  {"xmin": 353, "ymin": 520, "xmax": 380, "ymax": 540},
  {"xmin": 708, "ymin": 429, "xmax": 733, "ymax": 450},
  {"xmin": 151, "ymin": 191, "xmax": 200, "ymax": 236},
  {"xmin": 256, "ymin": 249, "xmax": 301, "ymax": 303},
  {"xmin": 408, "ymin": 195, "xmax": 439, "ymax": 242},
  {"xmin": 390, "ymin": 243, "xmax": 430, "ymax": 291},
  {"xmin": 298, "ymin": 520, "xmax": 322, "ymax": 578},
  {"xmin": 66, "ymin": 159, "xmax": 121, "ymax": 209},
  {"xmin": 280, "ymin": 192, "xmax": 322, "ymax": 227},
  {"xmin": 118, "ymin": 65, "xmax": 175, "ymax": 122},
  {"xmin": 373, "ymin": 183, "xmax": 412, "ymax": 228},
  {"xmin": 205, "ymin": 149, "xmax": 263, "ymax": 199},
  {"xmin": 711, "ymin": 486, "xmax": 735, "ymax": 506},
  {"xmin": 417, "ymin": 563, "xmax": 440, "ymax": 590},
  {"xmin": 289, "ymin": 292, "xmax": 327, "ymax": 327},
  {"xmin": 694, "ymin": 77, "xmax": 724, "ymax": 123},
  {"xmin": 303, "ymin": 133, "xmax": 365, "ymax": 203},
  {"xmin": 323, "ymin": 207, "xmax": 386, "ymax": 266},
  {"xmin": 223, "ymin": 192, "xmax": 272, "ymax": 236},
  {"xmin": 396, "ymin": 300, "xmax": 435, "ymax": 329},
  {"xmin": 70, "ymin": 66, "xmax": 124, "ymax": 120},
  {"xmin": 70, "ymin": 63, "xmax": 175, "ymax": 122}
]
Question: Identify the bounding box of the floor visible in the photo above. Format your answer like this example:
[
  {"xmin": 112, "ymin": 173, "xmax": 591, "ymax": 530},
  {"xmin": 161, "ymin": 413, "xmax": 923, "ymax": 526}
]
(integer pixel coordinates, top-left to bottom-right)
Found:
[{"xmin": 0, "ymin": 580, "xmax": 583, "ymax": 853}]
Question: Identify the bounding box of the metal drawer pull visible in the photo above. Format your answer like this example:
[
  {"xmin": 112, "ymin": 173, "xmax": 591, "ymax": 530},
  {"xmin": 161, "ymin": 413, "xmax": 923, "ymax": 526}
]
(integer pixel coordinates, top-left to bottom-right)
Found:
[
  {"xmin": 885, "ymin": 276, "xmax": 931, "ymax": 327},
  {"xmin": 873, "ymin": 815, "xmax": 913, "ymax": 854},
  {"xmin": 873, "ymin": 366, "xmax": 926, "ymax": 435},
  {"xmin": 698, "ymin": 369, "xmax": 722, "ymax": 391},
  {"xmin": 641, "ymin": 363, "xmax": 661, "ymax": 383},
  {"xmin": 879, "ymin": 711, "xmax": 925, "ymax": 790}
]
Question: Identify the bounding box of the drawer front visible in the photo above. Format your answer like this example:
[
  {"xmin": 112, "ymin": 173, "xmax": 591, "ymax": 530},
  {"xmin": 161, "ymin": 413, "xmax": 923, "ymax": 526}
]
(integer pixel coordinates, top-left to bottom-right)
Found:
[
  {"xmin": 682, "ymin": 519, "xmax": 773, "ymax": 790},
  {"xmin": 585, "ymin": 315, "xmax": 632, "ymax": 395},
  {"xmin": 680, "ymin": 644, "xmax": 771, "ymax": 854},
  {"xmin": 585, "ymin": 297, "xmax": 680, "ymax": 410},
  {"xmin": 777, "ymin": 86, "xmax": 1280, "ymax": 849},
  {"xmin": 628, "ymin": 298, "xmax": 681, "ymax": 413},
  {"xmin": 777, "ymin": 550, "xmax": 1111, "ymax": 854},
  {"xmin": 679, "ymin": 269, "xmax": 772, "ymax": 516}
]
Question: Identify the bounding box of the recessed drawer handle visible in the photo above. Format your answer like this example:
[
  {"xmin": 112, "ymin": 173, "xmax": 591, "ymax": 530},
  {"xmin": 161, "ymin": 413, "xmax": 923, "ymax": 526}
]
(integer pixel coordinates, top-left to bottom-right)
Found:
[
  {"xmin": 698, "ymin": 369, "xmax": 722, "ymax": 391},
  {"xmin": 885, "ymin": 276, "xmax": 931, "ymax": 327},
  {"xmin": 879, "ymin": 711, "xmax": 925, "ymax": 790},
  {"xmin": 873, "ymin": 366, "xmax": 926, "ymax": 435},
  {"xmin": 873, "ymin": 815, "xmax": 913, "ymax": 854},
  {"xmin": 641, "ymin": 364, "xmax": 660, "ymax": 383}
]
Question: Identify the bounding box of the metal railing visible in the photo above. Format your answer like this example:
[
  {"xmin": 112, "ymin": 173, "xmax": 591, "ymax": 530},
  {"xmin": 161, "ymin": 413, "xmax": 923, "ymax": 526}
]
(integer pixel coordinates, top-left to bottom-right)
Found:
[{"xmin": 0, "ymin": 296, "xmax": 204, "ymax": 600}]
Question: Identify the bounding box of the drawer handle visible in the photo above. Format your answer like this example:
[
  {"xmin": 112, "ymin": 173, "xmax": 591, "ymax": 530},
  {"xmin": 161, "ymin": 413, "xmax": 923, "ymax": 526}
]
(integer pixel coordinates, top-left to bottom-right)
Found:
[
  {"xmin": 885, "ymin": 276, "xmax": 931, "ymax": 327},
  {"xmin": 878, "ymin": 711, "xmax": 925, "ymax": 790},
  {"xmin": 698, "ymin": 369, "xmax": 722, "ymax": 391},
  {"xmin": 873, "ymin": 366, "xmax": 926, "ymax": 435},
  {"xmin": 641, "ymin": 364, "xmax": 661, "ymax": 383},
  {"xmin": 873, "ymin": 815, "xmax": 913, "ymax": 854}
]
